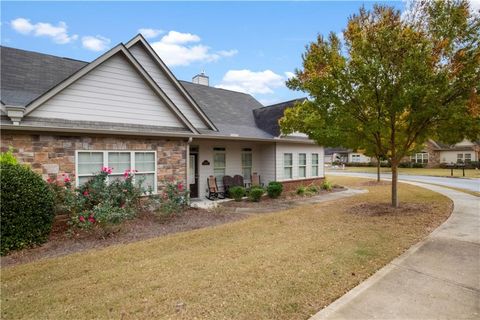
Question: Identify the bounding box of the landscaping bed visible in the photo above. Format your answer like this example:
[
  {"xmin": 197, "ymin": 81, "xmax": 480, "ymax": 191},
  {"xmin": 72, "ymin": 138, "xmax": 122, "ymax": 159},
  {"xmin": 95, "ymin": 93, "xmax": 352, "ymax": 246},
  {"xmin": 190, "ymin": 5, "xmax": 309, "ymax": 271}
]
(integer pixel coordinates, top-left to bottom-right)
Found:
[
  {"xmin": 2, "ymin": 186, "xmax": 345, "ymax": 267},
  {"xmin": 1, "ymin": 207, "xmax": 245, "ymax": 268}
]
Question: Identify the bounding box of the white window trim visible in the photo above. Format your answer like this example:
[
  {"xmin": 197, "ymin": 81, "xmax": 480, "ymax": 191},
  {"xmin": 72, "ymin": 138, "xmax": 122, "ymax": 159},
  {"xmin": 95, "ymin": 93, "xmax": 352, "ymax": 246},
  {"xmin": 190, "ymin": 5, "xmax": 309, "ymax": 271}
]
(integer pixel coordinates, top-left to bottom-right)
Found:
[
  {"xmin": 312, "ymin": 153, "xmax": 319, "ymax": 176},
  {"xmin": 75, "ymin": 150, "xmax": 157, "ymax": 193},
  {"xmin": 298, "ymin": 153, "xmax": 307, "ymax": 178},
  {"xmin": 213, "ymin": 147, "xmax": 226, "ymax": 183},
  {"xmin": 283, "ymin": 153, "xmax": 293, "ymax": 180},
  {"xmin": 241, "ymin": 148, "xmax": 253, "ymax": 180}
]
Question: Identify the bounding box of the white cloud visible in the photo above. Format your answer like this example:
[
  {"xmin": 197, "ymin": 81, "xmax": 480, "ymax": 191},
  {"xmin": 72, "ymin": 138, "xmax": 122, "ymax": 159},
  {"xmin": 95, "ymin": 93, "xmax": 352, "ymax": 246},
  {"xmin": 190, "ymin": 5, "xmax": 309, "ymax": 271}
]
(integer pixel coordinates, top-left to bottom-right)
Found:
[
  {"xmin": 138, "ymin": 28, "xmax": 163, "ymax": 39},
  {"xmin": 215, "ymin": 69, "xmax": 285, "ymax": 95},
  {"xmin": 150, "ymin": 30, "xmax": 237, "ymax": 67},
  {"xmin": 161, "ymin": 31, "xmax": 200, "ymax": 44},
  {"xmin": 217, "ymin": 49, "xmax": 238, "ymax": 57},
  {"xmin": 82, "ymin": 35, "xmax": 111, "ymax": 51},
  {"xmin": 285, "ymin": 71, "xmax": 295, "ymax": 79},
  {"xmin": 470, "ymin": 0, "xmax": 480, "ymax": 12},
  {"xmin": 10, "ymin": 18, "xmax": 78, "ymax": 44}
]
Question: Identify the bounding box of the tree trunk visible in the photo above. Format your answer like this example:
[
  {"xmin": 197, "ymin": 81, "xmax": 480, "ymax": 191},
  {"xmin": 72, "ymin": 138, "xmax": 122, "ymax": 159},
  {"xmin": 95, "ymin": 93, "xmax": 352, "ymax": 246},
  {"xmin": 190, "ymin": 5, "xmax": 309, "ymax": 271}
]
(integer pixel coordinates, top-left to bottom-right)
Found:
[
  {"xmin": 376, "ymin": 157, "xmax": 381, "ymax": 182},
  {"xmin": 391, "ymin": 163, "xmax": 399, "ymax": 208}
]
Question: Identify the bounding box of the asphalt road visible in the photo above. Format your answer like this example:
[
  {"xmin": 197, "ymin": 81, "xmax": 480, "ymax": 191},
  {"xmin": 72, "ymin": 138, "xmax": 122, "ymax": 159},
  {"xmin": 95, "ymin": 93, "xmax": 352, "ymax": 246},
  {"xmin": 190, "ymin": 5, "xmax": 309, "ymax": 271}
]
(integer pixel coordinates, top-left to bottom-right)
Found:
[{"xmin": 326, "ymin": 171, "xmax": 480, "ymax": 192}]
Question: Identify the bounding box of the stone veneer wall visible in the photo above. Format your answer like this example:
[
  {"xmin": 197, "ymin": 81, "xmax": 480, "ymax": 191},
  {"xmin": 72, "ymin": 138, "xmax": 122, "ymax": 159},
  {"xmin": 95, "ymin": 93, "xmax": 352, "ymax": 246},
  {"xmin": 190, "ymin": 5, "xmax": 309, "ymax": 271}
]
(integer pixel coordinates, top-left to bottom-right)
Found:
[
  {"xmin": 281, "ymin": 177, "xmax": 325, "ymax": 192},
  {"xmin": 424, "ymin": 140, "xmax": 441, "ymax": 168},
  {"xmin": 1, "ymin": 131, "xmax": 187, "ymax": 188}
]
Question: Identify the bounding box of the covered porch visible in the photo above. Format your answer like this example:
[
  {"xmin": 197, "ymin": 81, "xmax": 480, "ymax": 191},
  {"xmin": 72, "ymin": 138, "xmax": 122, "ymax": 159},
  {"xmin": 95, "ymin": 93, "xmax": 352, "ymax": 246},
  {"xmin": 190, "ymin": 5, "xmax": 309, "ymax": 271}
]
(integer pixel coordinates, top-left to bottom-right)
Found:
[{"xmin": 187, "ymin": 139, "xmax": 276, "ymax": 199}]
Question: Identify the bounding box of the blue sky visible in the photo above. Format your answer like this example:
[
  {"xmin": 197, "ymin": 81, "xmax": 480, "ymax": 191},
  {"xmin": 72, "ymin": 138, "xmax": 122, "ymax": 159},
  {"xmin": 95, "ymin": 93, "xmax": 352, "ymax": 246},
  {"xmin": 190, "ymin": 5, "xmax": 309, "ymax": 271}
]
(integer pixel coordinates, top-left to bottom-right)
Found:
[{"xmin": 1, "ymin": 1, "xmax": 405, "ymax": 105}]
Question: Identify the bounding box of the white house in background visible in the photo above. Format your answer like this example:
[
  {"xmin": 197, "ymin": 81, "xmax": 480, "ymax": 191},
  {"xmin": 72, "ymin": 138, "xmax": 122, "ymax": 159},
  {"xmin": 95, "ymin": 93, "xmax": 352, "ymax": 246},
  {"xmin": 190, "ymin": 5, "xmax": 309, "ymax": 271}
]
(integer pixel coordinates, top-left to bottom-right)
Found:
[
  {"xmin": 409, "ymin": 139, "xmax": 480, "ymax": 167},
  {"xmin": 324, "ymin": 148, "xmax": 371, "ymax": 164},
  {"xmin": 0, "ymin": 35, "xmax": 324, "ymax": 198}
]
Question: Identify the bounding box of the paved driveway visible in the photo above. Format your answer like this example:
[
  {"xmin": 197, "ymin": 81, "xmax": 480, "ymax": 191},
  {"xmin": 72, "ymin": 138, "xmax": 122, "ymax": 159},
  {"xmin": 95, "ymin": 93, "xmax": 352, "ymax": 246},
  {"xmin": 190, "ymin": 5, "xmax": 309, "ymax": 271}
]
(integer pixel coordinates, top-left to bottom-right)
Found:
[
  {"xmin": 311, "ymin": 179, "xmax": 480, "ymax": 320},
  {"xmin": 327, "ymin": 171, "xmax": 480, "ymax": 192}
]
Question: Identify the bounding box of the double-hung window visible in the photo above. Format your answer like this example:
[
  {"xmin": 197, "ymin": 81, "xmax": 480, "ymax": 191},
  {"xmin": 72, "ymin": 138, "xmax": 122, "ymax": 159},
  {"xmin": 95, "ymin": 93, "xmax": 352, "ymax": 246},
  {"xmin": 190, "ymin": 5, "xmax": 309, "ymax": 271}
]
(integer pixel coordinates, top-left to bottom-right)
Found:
[
  {"xmin": 312, "ymin": 153, "xmax": 319, "ymax": 176},
  {"xmin": 464, "ymin": 153, "xmax": 472, "ymax": 163},
  {"xmin": 298, "ymin": 153, "xmax": 307, "ymax": 178},
  {"xmin": 283, "ymin": 153, "xmax": 293, "ymax": 179},
  {"xmin": 457, "ymin": 153, "xmax": 464, "ymax": 163},
  {"xmin": 411, "ymin": 152, "xmax": 428, "ymax": 164},
  {"xmin": 213, "ymin": 147, "xmax": 226, "ymax": 186},
  {"xmin": 76, "ymin": 151, "xmax": 156, "ymax": 192},
  {"xmin": 241, "ymin": 148, "xmax": 252, "ymax": 180}
]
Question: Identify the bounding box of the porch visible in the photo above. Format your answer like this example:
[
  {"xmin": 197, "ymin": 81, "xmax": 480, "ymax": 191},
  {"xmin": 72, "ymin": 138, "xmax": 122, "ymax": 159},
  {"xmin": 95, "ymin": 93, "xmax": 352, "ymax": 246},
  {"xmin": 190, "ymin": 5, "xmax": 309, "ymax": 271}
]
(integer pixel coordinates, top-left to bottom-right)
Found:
[
  {"xmin": 187, "ymin": 139, "xmax": 276, "ymax": 200},
  {"xmin": 186, "ymin": 138, "xmax": 325, "ymax": 200}
]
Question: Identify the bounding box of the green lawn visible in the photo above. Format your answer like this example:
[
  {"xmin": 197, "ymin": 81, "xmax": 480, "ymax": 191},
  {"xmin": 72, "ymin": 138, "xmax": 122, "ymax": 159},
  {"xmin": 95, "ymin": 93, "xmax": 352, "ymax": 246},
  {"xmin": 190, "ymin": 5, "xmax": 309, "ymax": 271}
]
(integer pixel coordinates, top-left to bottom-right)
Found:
[
  {"xmin": 1, "ymin": 177, "xmax": 452, "ymax": 320},
  {"xmin": 331, "ymin": 166, "xmax": 480, "ymax": 178}
]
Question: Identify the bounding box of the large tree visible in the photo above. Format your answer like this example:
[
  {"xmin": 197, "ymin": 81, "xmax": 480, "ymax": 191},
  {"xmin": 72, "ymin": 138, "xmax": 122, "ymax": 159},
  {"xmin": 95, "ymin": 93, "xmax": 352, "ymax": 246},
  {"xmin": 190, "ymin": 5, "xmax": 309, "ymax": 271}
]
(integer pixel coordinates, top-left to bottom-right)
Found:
[{"xmin": 281, "ymin": 0, "xmax": 479, "ymax": 207}]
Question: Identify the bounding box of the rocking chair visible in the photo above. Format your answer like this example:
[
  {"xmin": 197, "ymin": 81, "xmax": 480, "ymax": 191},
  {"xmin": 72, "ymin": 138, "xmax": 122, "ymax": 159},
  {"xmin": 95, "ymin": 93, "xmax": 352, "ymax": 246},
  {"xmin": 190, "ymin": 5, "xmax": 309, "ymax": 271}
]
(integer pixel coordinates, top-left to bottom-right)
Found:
[{"xmin": 206, "ymin": 175, "xmax": 225, "ymax": 200}]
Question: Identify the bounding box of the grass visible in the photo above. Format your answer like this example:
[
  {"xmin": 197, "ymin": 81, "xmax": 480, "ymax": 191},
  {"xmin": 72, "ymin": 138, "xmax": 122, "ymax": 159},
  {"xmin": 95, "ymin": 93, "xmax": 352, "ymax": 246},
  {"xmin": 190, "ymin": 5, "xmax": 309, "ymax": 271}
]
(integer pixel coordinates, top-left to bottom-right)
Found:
[
  {"xmin": 1, "ymin": 177, "xmax": 452, "ymax": 320},
  {"xmin": 331, "ymin": 166, "xmax": 480, "ymax": 178}
]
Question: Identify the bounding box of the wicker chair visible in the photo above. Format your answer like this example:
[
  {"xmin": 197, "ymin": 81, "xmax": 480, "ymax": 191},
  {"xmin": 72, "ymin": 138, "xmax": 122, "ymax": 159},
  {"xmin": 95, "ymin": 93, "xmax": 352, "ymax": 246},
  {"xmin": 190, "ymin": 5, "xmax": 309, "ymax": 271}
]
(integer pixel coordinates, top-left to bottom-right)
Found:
[{"xmin": 206, "ymin": 175, "xmax": 225, "ymax": 200}]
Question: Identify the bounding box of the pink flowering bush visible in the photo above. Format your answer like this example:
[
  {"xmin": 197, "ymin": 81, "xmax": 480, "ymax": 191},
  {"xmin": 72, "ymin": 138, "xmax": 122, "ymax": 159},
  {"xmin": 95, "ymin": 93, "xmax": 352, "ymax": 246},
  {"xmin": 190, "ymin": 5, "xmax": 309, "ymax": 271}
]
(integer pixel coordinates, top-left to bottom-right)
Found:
[
  {"xmin": 46, "ymin": 173, "xmax": 76, "ymax": 215},
  {"xmin": 61, "ymin": 167, "xmax": 144, "ymax": 232},
  {"xmin": 153, "ymin": 179, "xmax": 189, "ymax": 217}
]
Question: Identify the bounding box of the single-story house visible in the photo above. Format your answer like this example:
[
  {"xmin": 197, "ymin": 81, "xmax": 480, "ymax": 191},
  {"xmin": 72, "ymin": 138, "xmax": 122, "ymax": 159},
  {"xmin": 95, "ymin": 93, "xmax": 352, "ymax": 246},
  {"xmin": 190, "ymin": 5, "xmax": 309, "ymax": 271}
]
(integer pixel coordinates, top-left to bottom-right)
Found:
[
  {"xmin": 0, "ymin": 35, "xmax": 324, "ymax": 198},
  {"xmin": 410, "ymin": 139, "xmax": 479, "ymax": 167},
  {"xmin": 324, "ymin": 148, "xmax": 371, "ymax": 164}
]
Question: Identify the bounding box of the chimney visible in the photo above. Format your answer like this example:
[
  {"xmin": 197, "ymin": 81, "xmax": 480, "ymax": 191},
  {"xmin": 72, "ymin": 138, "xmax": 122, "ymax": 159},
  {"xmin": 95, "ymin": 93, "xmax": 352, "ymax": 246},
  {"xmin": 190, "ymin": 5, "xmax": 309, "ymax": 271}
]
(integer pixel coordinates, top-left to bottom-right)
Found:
[{"xmin": 192, "ymin": 70, "xmax": 209, "ymax": 86}]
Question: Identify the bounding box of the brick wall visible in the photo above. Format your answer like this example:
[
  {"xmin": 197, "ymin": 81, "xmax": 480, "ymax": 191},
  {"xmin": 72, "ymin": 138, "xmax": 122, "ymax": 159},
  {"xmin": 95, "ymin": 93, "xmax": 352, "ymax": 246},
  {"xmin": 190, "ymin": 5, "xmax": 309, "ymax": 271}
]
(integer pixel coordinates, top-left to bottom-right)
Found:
[
  {"xmin": 1, "ymin": 131, "xmax": 187, "ymax": 188},
  {"xmin": 281, "ymin": 177, "xmax": 325, "ymax": 192}
]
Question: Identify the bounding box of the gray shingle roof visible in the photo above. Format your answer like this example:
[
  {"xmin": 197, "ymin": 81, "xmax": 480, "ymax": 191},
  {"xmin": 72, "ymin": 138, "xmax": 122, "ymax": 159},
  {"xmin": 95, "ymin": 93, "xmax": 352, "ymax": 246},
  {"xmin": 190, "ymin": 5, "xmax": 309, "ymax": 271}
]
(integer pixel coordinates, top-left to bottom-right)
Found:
[
  {"xmin": 252, "ymin": 98, "xmax": 307, "ymax": 136},
  {"xmin": 0, "ymin": 45, "xmax": 303, "ymax": 140},
  {"xmin": 1, "ymin": 46, "xmax": 87, "ymax": 106},
  {"xmin": 179, "ymin": 81, "xmax": 273, "ymax": 138}
]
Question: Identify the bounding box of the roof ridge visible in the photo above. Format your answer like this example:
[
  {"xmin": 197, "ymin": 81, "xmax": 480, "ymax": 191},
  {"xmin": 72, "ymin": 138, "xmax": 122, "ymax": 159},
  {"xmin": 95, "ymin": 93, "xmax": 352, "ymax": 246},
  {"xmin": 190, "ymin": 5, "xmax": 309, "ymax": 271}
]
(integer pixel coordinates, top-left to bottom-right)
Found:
[
  {"xmin": 0, "ymin": 45, "xmax": 89, "ymax": 64},
  {"xmin": 179, "ymin": 80, "xmax": 258, "ymax": 97}
]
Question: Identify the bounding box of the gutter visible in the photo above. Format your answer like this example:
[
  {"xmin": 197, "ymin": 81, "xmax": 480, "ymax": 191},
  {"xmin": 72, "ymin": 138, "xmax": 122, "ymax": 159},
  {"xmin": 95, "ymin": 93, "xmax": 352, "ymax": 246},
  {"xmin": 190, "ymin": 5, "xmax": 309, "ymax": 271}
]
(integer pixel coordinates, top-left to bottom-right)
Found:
[{"xmin": 1, "ymin": 124, "xmax": 316, "ymax": 144}]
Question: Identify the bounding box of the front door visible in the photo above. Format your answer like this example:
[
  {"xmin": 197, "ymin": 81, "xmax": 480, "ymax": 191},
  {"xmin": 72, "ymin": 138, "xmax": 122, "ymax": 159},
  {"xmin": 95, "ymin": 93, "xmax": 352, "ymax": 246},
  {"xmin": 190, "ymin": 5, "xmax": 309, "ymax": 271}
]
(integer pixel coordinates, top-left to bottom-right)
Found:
[{"xmin": 189, "ymin": 153, "xmax": 199, "ymax": 198}]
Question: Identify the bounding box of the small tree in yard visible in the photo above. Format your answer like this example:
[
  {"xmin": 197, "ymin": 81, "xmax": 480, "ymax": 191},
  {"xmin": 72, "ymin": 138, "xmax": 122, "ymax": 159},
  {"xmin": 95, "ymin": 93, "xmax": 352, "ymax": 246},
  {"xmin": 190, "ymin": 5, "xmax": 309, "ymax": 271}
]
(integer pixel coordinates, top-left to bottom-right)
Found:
[{"xmin": 281, "ymin": 0, "xmax": 479, "ymax": 207}]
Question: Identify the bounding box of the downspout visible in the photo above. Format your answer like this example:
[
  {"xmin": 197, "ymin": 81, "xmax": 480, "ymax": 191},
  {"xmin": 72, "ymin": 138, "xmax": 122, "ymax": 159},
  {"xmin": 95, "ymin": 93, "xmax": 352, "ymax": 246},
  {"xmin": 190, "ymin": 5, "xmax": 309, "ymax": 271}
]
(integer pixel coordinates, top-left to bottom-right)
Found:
[{"xmin": 186, "ymin": 137, "xmax": 193, "ymax": 204}]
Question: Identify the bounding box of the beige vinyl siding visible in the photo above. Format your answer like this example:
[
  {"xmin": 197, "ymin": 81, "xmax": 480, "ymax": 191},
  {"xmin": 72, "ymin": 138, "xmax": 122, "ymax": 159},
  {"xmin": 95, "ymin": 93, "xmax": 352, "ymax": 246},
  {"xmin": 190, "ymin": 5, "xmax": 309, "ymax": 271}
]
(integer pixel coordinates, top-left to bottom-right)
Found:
[
  {"xmin": 257, "ymin": 143, "xmax": 276, "ymax": 184},
  {"xmin": 275, "ymin": 142, "xmax": 324, "ymax": 181},
  {"xmin": 29, "ymin": 53, "xmax": 185, "ymax": 128},
  {"xmin": 191, "ymin": 139, "xmax": 272, "ymax": 197},
  {"xmin": 129, "ymin": 44, "xmax": 209, "ymax": 129}
]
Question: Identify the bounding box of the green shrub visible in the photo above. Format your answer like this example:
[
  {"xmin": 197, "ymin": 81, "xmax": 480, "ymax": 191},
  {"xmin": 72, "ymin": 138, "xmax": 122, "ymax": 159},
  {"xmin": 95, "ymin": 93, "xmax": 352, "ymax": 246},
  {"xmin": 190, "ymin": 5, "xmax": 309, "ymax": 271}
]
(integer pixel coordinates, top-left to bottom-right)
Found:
[
  {"xmin": 266, "ymin": 181, "xmax": 283, "ymax": 198},
  {"xmin": 0, "ymin": 147, "xmax": 18, "ymax": 165},
  {"xmin": 321, "ymin": 179, "xmax": 333, "ymax": 191},
  {"xmin": 47, "ymin": 174, "xmax": 76, "ymax": 215},
  {"xmin": 1, "ymin": 162, "xmax": 55, "ymax": 255},
  {"xmin": 156, "ymin": 180, "xmax": 189, "ymax": 217},
  {"xmin": 296, "ymin": 186, "xmax": 306, "ymax": 196},
  {"xmin": 70, "ymin": 168, "xmax": 145, "ymax": 231},
  {"xmin": 229, "ymin": 186, "xmax": 245, "ymax": 201},
  {"xmin": 307, "ymin": 184, "xmax": 320, "ymax": 193},
  {"xmin": 249, "ymin": 187, "xmax": 264, "ymax": 202},
  {"xmin": 412, "ymin": 162, "xmax": 425, "ymax": 168}
]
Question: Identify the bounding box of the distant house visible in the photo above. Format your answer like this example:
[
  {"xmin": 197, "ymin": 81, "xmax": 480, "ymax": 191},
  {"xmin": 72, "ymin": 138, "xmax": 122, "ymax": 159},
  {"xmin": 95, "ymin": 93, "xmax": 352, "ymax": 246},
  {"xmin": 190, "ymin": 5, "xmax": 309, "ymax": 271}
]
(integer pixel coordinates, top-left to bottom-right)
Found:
[
  {"xmin": 410, "ymin": 139, "xmax": 479, "ymax": 167},
  {"xmin": 0, "ymin": 35, "xmax": 325, "ymax": 198},
  {"xmin": 324, "ymin": 148, "xmax": 371, "ymax": 164}
]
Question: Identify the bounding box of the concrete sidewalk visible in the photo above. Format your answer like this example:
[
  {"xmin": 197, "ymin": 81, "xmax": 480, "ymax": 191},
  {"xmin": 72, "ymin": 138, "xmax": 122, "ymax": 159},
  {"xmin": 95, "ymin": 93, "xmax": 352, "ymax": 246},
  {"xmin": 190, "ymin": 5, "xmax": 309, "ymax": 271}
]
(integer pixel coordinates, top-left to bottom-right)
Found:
[{"xmin": 311, "ymin": 182, "xmax": 480, "ymax": 320}]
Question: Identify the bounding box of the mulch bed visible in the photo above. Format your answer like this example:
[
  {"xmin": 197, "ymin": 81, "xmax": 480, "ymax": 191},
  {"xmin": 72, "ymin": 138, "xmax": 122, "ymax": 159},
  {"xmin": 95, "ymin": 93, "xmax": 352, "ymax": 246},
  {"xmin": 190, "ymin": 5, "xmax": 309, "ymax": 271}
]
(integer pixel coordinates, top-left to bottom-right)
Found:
[
  {"xmin": 349, "ymin": 202, "xmax": 438, "ymax": 216},
  {"xmin": 1, "ymin": 187, "xmax": 346, "ymax": 268},
  {"xmin": 1, "ymin": 208, "xmax": 246, "ymax": 268}
]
